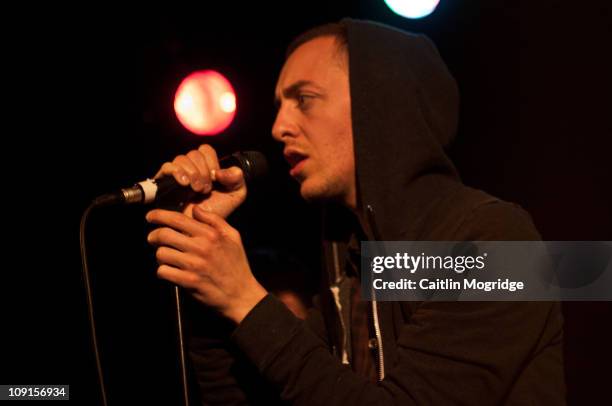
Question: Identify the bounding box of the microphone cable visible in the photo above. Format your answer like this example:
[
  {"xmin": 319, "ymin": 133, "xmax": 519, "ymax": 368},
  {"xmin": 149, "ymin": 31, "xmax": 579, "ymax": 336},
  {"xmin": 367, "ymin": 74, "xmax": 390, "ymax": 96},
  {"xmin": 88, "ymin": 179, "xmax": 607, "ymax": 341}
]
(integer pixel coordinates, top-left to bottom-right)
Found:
[
  {"xmin": 80, "ymin": 198, "xmax": 111, "ymax": 406},
  {"xmin": 80, "ymin": 196, "xmax": 191, "ymax": 406}
]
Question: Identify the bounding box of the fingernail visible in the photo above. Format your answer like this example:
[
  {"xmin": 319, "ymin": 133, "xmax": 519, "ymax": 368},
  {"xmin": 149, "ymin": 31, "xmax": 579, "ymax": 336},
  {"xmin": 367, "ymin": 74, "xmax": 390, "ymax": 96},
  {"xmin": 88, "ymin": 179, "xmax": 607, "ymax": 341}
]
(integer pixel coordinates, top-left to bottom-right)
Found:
[
  {"xmin": 210, "ymin": 169, "xmax": 216, "ymax": 181},
  {"xmin": 147, "ymin": 233, "xmax": 152, "ymax": 243},
  {"xmin": 193, "ymin": 179, "xmax": 203, "ymax": 189},
  {"xmin": 180, "ymin": 175, "xmax": 189, "ymax": 184}
]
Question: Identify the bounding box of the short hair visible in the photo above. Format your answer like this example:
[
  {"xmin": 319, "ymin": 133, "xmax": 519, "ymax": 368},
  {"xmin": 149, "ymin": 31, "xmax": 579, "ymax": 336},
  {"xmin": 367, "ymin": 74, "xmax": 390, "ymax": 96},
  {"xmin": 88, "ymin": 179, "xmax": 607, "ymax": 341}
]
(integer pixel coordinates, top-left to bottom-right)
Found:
[{"xmin": 285, "ymin": 22, "xmax": 348, "ymax": 62}]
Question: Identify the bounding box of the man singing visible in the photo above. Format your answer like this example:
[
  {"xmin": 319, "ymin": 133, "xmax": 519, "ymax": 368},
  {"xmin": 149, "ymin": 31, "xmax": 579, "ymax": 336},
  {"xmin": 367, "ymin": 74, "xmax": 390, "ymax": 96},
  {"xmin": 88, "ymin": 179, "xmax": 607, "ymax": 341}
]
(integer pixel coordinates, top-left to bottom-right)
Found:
[{"xmin": 146, "ymin": 19, "xmax": 565, "ymax": 404}]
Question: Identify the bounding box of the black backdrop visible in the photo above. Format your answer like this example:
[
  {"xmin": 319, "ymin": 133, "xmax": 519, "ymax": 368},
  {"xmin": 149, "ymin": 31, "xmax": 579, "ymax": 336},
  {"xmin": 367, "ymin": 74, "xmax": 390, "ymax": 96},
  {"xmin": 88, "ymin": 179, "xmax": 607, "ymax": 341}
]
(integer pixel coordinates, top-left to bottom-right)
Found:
[{"xmin": 3, "ymin": 1, "xmax": 611, "ymax": 404}]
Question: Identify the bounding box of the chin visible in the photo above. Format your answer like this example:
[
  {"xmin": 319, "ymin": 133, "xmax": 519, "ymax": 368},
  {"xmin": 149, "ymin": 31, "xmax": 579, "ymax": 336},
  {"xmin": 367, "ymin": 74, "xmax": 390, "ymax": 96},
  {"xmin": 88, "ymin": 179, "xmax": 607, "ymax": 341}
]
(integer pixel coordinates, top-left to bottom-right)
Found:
[
  {"xmin": 299, "ymin": 178, "xmax": 340, "ymax": 203},
  {"xmin": 299, "ymin": 185, "xmax": 322, "ymax": 202}
]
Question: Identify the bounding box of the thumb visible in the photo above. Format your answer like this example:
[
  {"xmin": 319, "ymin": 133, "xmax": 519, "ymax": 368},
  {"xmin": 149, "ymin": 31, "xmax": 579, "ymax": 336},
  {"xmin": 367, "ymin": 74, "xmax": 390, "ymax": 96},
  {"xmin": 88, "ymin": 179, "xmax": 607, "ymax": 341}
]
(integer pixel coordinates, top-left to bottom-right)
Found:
[{"xmin": 215, "ymin": 166, "xmax": 245, "ymax": 191}]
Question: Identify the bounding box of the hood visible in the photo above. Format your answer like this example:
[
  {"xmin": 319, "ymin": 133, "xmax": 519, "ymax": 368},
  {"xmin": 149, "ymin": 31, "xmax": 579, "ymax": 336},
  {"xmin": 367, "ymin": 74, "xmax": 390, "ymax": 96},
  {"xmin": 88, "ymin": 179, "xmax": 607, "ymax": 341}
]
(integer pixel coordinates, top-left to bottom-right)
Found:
[{"xmin": 340, "ymin": 18, "xmax": 462, "ymax": 241}]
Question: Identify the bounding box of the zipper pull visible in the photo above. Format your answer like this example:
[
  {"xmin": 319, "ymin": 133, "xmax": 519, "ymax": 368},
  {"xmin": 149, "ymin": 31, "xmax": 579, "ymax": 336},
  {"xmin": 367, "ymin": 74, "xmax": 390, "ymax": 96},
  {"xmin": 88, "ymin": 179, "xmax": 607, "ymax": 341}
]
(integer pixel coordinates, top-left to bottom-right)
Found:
[{"xmin": 366, "ymin": 204, "xmax": 383, "ymax": 241}]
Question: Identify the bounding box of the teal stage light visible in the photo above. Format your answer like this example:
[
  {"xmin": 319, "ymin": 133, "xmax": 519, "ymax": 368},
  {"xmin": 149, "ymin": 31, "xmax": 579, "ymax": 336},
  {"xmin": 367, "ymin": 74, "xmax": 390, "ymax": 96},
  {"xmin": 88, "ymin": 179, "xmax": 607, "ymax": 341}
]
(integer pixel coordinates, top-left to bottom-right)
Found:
[{"xmin": 384, "ymin": 0, "xmax": 440, "ymax": 19}]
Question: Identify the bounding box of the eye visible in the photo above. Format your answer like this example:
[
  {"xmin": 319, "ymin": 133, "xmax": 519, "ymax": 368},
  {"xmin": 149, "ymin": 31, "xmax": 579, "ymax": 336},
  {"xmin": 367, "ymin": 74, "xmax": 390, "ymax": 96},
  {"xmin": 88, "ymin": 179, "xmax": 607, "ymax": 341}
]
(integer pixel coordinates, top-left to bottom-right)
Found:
[{"xmin": 297, "ymin": 94, "xmax": 313, "ymax": 109}]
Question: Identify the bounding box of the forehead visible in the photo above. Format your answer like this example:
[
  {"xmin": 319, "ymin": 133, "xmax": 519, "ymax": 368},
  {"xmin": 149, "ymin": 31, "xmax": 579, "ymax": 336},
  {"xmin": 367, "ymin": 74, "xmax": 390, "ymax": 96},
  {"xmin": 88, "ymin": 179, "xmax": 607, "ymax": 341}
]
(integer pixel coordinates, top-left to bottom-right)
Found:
[{"xmin": 275, "ymin": 36, "xmax": 344, "ymax": 94}]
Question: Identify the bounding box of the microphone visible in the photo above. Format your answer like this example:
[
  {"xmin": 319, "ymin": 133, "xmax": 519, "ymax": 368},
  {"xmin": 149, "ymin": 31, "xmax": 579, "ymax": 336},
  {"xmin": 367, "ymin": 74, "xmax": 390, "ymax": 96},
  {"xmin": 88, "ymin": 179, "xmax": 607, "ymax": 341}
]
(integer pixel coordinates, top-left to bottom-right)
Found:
[{"xmin": 93, "ymin": 150, "xmax": 268, "ymax": 207}]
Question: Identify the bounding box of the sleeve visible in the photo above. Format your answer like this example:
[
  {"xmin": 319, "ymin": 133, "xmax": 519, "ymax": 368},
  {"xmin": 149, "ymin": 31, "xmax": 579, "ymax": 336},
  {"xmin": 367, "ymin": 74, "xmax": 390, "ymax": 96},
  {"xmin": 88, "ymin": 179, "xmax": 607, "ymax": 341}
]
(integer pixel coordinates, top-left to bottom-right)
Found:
[
  {"xmin": 186, "ymin": 301, "xmax": 280, "ymax": 405},
  {"xmin": 187, "ymin": 296, "xmax": 331, "ymax": 405},
  {"xmin": 229, "ymin": 202, "xmax": 565, "ymax": 405}
]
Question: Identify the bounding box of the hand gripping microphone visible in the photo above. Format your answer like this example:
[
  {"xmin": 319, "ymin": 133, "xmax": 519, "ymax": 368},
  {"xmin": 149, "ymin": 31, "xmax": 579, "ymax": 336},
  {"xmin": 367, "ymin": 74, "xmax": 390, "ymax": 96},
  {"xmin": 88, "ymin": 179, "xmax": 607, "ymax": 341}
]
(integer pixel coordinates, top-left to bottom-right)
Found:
[{"xmin": 93, "ymin": 150, "xmax": 268, "ymax": 207}]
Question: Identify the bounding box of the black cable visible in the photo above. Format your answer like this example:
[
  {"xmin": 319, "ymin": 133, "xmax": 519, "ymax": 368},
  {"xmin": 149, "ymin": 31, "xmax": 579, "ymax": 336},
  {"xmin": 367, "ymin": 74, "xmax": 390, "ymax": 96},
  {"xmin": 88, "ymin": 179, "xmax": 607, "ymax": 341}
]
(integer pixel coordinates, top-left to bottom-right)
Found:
[
  {"xmin": 174, "ymin": 287, "xmax": 190, "ymax": 406},
  {"xmin": 80, "ymin": 195, "xmax": 191, "ymax": 406},
  {"xmin": 80, "ymin": 199, "xmax": 110, "ymax": 406}
]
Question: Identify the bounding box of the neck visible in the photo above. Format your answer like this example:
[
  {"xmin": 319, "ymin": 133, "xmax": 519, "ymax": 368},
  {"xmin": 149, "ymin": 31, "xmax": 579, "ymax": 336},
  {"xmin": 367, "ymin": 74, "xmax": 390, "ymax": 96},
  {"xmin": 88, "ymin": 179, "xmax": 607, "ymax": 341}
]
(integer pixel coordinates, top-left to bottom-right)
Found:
[{"xmin": 345, "ymin": 192, "xmax": 376, "ymax": 240}]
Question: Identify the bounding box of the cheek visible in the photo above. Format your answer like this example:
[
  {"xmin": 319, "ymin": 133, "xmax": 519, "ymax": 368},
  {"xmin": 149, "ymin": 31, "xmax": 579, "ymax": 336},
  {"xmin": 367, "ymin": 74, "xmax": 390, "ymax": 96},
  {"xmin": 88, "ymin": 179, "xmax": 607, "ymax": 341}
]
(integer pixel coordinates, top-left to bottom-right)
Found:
[
  {"xmin": 333, "ymin": 96, "xmax": 354, "ymax": 173},
  {"xmin": 333, "ymin": 123, "xmax": 355, "ymax": 175},
  {"xmin": 317, "ymin": 131, "xmax": 351, "ymax": 167},
  {"xmin": 309, "ymin": 101, "xmax": 354, "ymax": 177}
]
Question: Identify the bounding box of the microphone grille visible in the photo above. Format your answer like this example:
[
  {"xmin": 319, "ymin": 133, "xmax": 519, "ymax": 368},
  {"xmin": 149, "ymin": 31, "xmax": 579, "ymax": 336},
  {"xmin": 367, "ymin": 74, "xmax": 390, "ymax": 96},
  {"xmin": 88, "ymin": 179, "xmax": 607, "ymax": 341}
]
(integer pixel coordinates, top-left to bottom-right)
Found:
[{"xmin": 231, "ymin": 150, "xmax": 269, "ymax": 184}]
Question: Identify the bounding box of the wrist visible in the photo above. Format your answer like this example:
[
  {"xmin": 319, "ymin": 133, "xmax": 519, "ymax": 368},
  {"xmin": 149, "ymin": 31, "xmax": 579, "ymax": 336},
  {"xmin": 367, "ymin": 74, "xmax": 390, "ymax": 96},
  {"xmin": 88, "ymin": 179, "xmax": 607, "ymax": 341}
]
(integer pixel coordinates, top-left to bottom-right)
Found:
[{"xmin": 224, "ymin": 284, "xmax": 268, "ymax": 325}]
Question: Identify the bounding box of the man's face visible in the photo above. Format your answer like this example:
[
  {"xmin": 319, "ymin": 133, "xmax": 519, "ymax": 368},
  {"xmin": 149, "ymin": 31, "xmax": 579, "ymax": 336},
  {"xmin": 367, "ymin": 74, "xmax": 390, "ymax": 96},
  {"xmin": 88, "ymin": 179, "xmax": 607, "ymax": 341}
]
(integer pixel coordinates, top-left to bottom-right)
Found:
[{"xmin": 272, "ymin": 36, "xmax": 355, "ymax": 207}]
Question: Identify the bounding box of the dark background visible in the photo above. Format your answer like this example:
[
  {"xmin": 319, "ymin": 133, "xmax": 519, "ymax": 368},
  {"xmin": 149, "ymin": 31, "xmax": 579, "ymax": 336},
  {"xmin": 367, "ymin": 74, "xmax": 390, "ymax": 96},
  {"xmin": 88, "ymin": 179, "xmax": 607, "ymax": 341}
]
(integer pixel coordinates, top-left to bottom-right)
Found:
[{"xmin": 3, "ymin": 1, "xmax": 611, "ymax": 404}]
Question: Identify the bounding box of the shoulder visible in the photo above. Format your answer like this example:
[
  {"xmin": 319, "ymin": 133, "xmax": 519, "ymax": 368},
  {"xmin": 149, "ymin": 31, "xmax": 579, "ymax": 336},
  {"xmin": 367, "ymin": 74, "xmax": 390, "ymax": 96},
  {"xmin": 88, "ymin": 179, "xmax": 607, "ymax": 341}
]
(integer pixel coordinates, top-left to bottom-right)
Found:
[
  {"xmin": 457, "ymin": 197, "xmax": 541, "ymax": 241},
  {"xmin": 421, "ymin": 184, "xmax": 542, "ymax": 241}
]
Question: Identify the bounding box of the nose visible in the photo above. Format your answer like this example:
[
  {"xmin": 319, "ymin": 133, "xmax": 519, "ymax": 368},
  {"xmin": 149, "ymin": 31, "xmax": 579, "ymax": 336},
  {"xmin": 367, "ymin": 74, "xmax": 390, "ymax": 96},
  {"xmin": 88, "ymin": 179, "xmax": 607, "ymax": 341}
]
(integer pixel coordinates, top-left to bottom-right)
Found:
[{"xmin": 271, "ymin": 105, "xmax": 298, "ymax": 142}]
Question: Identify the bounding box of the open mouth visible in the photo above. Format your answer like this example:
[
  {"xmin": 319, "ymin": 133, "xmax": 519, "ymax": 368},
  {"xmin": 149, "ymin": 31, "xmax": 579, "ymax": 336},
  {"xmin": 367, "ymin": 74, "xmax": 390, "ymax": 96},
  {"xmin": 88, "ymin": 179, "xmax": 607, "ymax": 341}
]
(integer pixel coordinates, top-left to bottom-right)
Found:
[
  {"xmin": 284, "ymin": 150, "xmax": 307, "ymax": 169},
  {"xmin": 284, "ymin": 149, "xmax": 308, "ymax": 177}
]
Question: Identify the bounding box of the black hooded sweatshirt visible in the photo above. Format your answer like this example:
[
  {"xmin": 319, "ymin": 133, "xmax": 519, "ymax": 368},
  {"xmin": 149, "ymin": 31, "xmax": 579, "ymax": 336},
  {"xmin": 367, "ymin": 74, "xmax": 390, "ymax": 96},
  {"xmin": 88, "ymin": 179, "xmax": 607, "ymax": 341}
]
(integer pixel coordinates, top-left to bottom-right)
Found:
[{"xmin": 188, "ymin": 19, "xmax": 565, "ymax": 405}]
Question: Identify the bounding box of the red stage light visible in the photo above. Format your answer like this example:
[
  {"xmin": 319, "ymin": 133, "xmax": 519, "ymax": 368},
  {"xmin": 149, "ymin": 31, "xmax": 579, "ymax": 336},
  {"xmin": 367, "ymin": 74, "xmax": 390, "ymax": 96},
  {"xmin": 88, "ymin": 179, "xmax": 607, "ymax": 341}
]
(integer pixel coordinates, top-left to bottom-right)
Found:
[{"xmin": 174, "ymin": 70, "xmax": 236, "ymax": 136}]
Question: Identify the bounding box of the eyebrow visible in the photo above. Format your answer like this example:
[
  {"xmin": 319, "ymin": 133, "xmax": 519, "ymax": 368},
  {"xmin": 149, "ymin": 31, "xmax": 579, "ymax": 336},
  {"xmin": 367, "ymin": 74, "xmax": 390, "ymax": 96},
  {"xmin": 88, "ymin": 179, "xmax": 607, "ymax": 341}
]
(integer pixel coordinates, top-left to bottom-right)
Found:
[{"xmin": 274, "ymin": 80, "xmax": 322, "ymax": 108}]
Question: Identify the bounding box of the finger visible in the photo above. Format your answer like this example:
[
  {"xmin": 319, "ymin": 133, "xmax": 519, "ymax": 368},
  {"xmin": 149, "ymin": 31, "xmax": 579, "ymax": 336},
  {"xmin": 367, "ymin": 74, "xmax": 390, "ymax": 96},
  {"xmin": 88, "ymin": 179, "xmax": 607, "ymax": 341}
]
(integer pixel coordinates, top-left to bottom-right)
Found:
[
  {"xmin": 155, "ymin": 246, "xmax": 203, "ymax": 271},
  {"xmin": 157, "ymin": 264, "xmax": 200, "ymax": 288},
  {"xmin": 215, "ymin": 166, "xmax": 245, "ymax": 191},
  {"xmin": 192, "ymin": 206, "xmax": 228, "ymax": 231},
  {"xmin": 174, "ymin": 155, "xmax": 204, "ymax": 192},
  {"xmin": 187, "ymin": 150, "xmax": 212, "ymax": 193},
  {"xmin": 155, "ymin": 162, "xmax": 190, "ymax": 186},
  {"xmin": 198, "ymin": 145, "xmax": 220, "ymax": 180},
  {"xmin": 147, "ymin": 209, "xmax": 214, "ymax": 236},
  {"xmin": 147, "ymin": 227, "xmax": 203, "ymax": 252}
]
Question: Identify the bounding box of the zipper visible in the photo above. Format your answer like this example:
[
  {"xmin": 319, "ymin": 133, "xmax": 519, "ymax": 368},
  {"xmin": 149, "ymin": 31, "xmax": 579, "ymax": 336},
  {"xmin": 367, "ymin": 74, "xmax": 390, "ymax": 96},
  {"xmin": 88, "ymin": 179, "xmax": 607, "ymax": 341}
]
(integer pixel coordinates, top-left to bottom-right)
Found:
[
  {"xmin": 331, "ymin": 241, "xmax": 349, "ymax": 365},
  {"xmin": 366, "ymin": 204, "xmax": 385, "ymax": 381},
  {"xmin": 371, "ymin": 299, "xmax": 385, "ymax": 381}
]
